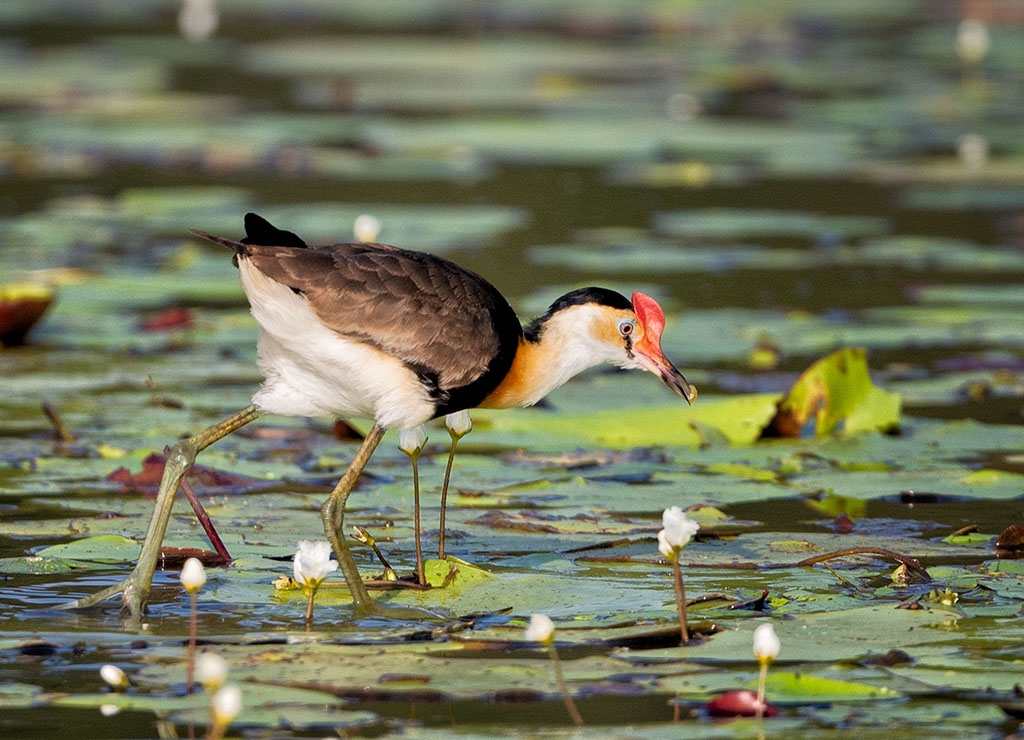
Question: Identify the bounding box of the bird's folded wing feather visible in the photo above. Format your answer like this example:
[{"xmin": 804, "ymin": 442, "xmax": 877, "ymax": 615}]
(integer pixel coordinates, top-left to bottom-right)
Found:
[{"xmin": 245, "ymin": 243, "xmax": 520, "ymax": 391}]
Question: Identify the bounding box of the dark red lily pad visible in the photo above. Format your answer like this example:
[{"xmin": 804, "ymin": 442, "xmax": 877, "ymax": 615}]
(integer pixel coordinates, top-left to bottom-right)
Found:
[
  {"xmin": 157, "ymin": 546, "xmax": 230, "ymax": 568},
  {"xmin": 705, "ymin": 689, "xmax": 778, "ymax": 718},
  {"xmin": 106, "ymin": 452, "xmax": 269, "ymax": 495},
  {"xmin": 139, "ymin": 306, "xmax": 195, "ymax": 331}
]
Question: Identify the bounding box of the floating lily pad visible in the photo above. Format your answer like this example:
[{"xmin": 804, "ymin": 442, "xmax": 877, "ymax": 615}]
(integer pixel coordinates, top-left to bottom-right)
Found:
[
  {"xmin": 653, "ymin": 209, "xmax": 889, "ymax": 242},
  {"xmin": 34, "ymin": 535, "xmax": 141, "ymax": 563},
  {"xmin": 761, "ymin": 672, "xmax": 901, "ymax": 703}
]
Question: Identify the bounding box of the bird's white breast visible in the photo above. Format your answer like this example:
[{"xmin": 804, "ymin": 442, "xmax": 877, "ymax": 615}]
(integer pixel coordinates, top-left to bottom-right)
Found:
[{"xmin": 238, "ymin": 260, "xmax": 436, "ymax": 430}]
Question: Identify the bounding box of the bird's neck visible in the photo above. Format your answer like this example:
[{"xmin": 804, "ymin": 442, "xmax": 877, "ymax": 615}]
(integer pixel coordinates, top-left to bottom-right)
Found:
[{"xmin": 478, "ymin": 307, "xmax": 613, "ymax": 409}]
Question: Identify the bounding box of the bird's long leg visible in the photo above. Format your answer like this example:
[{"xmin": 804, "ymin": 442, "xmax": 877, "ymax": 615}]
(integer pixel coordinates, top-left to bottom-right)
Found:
[
  {"xmin": 438, "ymin": 411, "xmax": 472, "ymax": 560},
  {"xmin": 63, "ymin": 405, "xmax": 262, "ymax": 618},
  {"xmin": 321, "ymin": 422, "xmax": 386, "ymax": 612}
]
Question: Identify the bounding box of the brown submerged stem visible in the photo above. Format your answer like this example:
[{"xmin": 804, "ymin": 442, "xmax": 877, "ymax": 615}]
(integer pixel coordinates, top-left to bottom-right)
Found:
[
  {"xmin": 180, "ymin": 477, "xmax": 232, "ymax": 563},
  {"xmin": 42, "ymin": 402, "xmax": 75, "ymax": 442},
  {"xmin": 793, "ymin": 547, "xmax": 931, "ymax": 582}
]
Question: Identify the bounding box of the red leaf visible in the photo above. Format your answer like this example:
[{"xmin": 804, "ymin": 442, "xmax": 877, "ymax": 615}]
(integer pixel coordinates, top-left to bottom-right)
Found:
[
  {"xmin": 106, "ymin": 453, "xmax": 268, "ymax": 495},
  {"xmin": 139, "ymin": 306, "xmax": 195, "ymax": 332}
]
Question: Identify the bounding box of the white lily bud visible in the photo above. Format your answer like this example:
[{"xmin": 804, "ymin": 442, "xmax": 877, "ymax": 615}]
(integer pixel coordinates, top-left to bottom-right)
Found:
[
  {"xmin": 180, "ymin": 557, "xmax": 207, "ymax": 593},
  {"xmin": 445, "ymin": 410, "xmax": 472, "ymax": 437},
  {"xmin": 178, "ymin": 0, "xmax": 219, "ymax": 41},
  {"xmin": 195, "ymin": 651, "xmax": 229, "ymax": 692},
  {"xmin": 399, "ymin": 425, "xmax": 427, "ymax": 456},
  {"xmin": 955, "ymin": 18, "xmax": 989, "ymax": 65},
  {"xmin": 753, "ymin": 623, "xmax": 780, "ymax": 664},
  {"xmin": 100, "ymin": 664, "xmax": 129, "ymax": 690},
  {"xmin": 353, "ymin": 214, "xmax": 382, "ymax": 242},
  {"xmin": 525, "ymin": 613, "xmax": 555, "ymax": 644},
  {"xmin": 210, "ymin": 684, "xmax": 242, "ymax": 725}
]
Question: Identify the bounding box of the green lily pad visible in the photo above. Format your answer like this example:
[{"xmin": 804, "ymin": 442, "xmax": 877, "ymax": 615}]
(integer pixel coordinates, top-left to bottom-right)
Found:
[
  {"xmin": 33, "ymin": 535, "xmax": 141, "ymax": 563},
  {"xmin": 761, "ymin": 671, "xmax": 902, "ymax": 703},
  {"xmin": 474, "ymin": 393, "xmax": 780, "ymax": 450},
  {"xmin": 766, "ymin": 348, "xmax": 901, "ymax": 437},
  {"xmin": 652, "ymin": 208, "xmax": 888, "ymax": 242}
]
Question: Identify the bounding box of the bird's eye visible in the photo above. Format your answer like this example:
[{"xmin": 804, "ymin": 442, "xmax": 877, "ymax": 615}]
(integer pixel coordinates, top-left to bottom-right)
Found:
[{"xmin": 618, "ymin": 320, "xmax": 635, "ymax": 338}]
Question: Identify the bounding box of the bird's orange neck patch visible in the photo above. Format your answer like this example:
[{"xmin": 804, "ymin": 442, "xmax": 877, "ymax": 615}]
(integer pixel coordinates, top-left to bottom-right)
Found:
[{"xmin": 478, "ymin": 336, "xmax": 546, "ymax": 409}]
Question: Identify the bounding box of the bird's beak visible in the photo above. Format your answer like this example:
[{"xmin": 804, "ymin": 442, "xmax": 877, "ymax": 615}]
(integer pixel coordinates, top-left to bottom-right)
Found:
[
  {"xmin": 631, "ymin": 292, "xmax": 698, "ymax": 405},
  {"xmin": 635, "ymin": 341, "xmax": 698, "ymax": 404}
]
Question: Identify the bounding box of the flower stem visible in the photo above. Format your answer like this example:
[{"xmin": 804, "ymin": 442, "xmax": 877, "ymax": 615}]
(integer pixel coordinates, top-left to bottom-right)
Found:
[
  {"xmin": 672, "ymin": 557, "xmax": 689, "ymax": 645},
  {"xmin": 206, "ymin": 719, "xmax": 227, "ymax": 740},
  {"xmin": 546, "ymin": 643, "xmax": 584, "ymax": 726},
  {"xmin": 187, "ymin": 591, "xmax": 198, "ymax": 693},
  {"xmin": 304, "ymin": 588, "xmax": 315, "ymax": 630},
  {"xmin": 755, "ymin": 660, "xmax": 768, "ymax": 720},
  {"xmin": 437, "ymin": 435, "xmax": 460, "ymax": 560}
]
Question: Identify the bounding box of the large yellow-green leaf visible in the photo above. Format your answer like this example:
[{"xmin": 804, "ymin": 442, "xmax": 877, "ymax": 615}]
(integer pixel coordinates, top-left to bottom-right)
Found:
[
  {"xmin": 472, "ymin": 394, "xmax": 780, "ymax": 450},
  {"xmin": 768, "ymin": 348, "xmax": 901, "ymax": 437}
]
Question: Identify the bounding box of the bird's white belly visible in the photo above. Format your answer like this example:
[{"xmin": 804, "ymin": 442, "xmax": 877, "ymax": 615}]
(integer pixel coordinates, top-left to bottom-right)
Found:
[{"xmin": 239, "ymin": 261, "xmax": 435, "ymax": 430}]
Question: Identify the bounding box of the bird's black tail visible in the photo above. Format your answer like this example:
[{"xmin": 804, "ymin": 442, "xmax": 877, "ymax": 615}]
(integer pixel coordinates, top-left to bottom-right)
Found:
[
  {"xmin": 189, "ymin": 213, "xmax": 307, "ymax": 261},
  {"xmin": 241, "ymin": 213, "xmax": 306, "ymax": 248}
]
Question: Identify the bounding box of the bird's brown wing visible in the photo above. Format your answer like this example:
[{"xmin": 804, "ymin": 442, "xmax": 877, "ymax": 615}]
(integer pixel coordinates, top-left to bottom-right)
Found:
[{"xmin": 242, "ymin": 241, "xmax": 523, "ymax": 411}]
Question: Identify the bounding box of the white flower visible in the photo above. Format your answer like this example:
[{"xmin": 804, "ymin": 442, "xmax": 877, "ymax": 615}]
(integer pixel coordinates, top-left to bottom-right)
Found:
[
  {"xmin": 293, "ymin": 540, "xmax": 338, "ymax": 587},
  {"xmin": 656, "ymin": 529, "xmax": 674, "ymax": 559},
  {"xmin": 100, "ymin": 664, "xmax": 128, "ymax": 690},
  {"xmin": 398, "ymin": 425, "xmax": 427, "ymax": 456},
  {"xmin": 354, "ymin": 214, "xmax": 382, "ymax": 242},
  {"xmin": 195, "ymin": 652, "xmax": 229, "ymax": 692},
  {"xmin": 525, "ymin": 613, "xmax": 555, "ymax": 643},
  {"xmin": 445, "ymin": 410, "xmax": 472, "ymax": 437},
  {"xmin": 180, "ymin": 557, "xmax": 207, "ymax": 593},
  {"xmin": 178, "ymin": 0, "xmax": 219, "ymax": 41},
  {"xmin": 211, "ymin": 685, "xmax": 242, "ymax": 725},
  {"xmin": 958, "ymin": 133, "xmax": 989, "ymax": 171},
  {"xmin": 658, "ymin": 506, "xmax": 699, "ymax": 559},
  {"xmin": 955, "ymin": 18, "xmax": 989, "ymax": 65},
  {"xmin": 753, "ymin": 623, "xmax": 780, "ymax": 664}
]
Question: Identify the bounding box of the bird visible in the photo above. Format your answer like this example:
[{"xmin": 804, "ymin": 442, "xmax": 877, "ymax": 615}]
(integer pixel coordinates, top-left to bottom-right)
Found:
[
  {"xmin": 352, "ymin": 212, "xmax": 472, "ymax": 581},
  {"xmin": 69, "ymin": 212, "xmax": 696, "ymax": 619}
]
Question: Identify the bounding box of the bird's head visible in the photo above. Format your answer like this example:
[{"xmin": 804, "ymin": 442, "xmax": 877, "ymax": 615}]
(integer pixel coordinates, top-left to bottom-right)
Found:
[
  {"xmin": 527, "ymin": 288, "xmax": 697, "ymax": 404},
  {"xmin": 624, "ymin": 291, "xmax": 697, "ymax": 404}
]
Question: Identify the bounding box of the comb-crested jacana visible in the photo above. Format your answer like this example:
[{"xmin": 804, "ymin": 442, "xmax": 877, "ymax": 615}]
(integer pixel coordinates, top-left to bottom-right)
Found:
[{"xmin": 71, "ymin": 213, "xmax": 696, "ymax": 618}]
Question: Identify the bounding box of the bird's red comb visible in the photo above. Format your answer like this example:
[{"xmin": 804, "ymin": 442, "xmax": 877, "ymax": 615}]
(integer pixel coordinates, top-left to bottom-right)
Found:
[{"xmin": 631, "ymin": 292, "xmax": 666, "ymax": 340}]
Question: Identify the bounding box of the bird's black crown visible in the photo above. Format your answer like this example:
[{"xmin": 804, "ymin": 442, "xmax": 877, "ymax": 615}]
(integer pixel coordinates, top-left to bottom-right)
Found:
[{"xmin": 524, "ymin": 287, "xmax": 632, "ymax": 341}]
